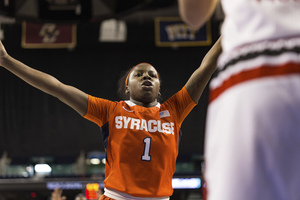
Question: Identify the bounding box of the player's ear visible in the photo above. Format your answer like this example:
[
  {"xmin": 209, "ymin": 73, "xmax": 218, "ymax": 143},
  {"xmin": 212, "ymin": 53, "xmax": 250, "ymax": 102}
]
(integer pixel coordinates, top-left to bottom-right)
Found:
[{"xmin": 125, "ymin": 86, "xmax": 129, "ymax": 96}]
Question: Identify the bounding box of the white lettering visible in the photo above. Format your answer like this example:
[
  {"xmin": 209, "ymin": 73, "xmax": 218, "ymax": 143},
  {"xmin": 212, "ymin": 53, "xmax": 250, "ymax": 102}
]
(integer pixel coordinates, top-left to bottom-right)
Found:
[
  {"xmin": 131, "ymin": 118, "xmax": 140, "ymax": 130},
  {"xmin": 123, "ymin": 116, "xmax": 131, "ymax": 128},
  {"xmin": 115, "ymin": 116, "xmax": 122, "ymax": 129},
  {"xmin": 140, "ymin": 119, "xmax": 148, "ymax": 131},
  {"xmin": 165, "ymin": 24, "xmax": 198, "ymax": 41},
  {"xmin": 148, "ymin": 120, "xmax": 157, "ymax": 132},
  {"xmin": 162, "ymin": 123, "xmax": 171, "ymax": 134},
  {"xmin": 171, "ymin": 122, "xmax": 174, "ymax": 135},
  {"xmin": 115, "ymin": 116, "xmax": 175, "ymax": 135},
  {"xmin": 157, "ymin": 120, "xmax": 163, "ymax": 133}
]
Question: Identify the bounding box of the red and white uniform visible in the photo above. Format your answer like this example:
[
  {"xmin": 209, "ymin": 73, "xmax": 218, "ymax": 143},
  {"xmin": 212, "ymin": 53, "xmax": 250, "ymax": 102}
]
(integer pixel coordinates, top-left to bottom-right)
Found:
[
  {"xmin": 205, "ymin": 0, "xmax": 300, "ymax": 200},
  {"xmin": 220, "ymin": 0, "xmax": 300, "ymax": 55},
  {"xmin": 84, "ymin": 87, "xmax": 196, "ymax": 199}
]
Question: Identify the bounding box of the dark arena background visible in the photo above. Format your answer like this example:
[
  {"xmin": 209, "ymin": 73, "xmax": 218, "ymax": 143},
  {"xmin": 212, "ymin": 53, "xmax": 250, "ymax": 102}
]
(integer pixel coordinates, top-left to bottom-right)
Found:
[{"xmin": 0, "ymin": 0, "xmax": 223, "ymax": 199}]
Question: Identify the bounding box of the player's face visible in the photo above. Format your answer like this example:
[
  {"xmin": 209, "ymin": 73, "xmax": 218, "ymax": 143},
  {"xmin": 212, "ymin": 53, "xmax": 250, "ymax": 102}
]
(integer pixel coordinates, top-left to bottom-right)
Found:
[{"xmin": 126, "ymin": 63, "xmax": 160, "ymax": 107}]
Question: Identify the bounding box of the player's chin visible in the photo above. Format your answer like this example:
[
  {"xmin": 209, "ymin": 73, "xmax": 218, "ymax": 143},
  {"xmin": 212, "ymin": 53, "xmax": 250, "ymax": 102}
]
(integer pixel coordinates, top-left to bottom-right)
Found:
[
  {"xmin": 141, "ymin": 90, "xmax": 156, "ymax": 99},
  {"xmin": 141, "ymin": 88, "xmax": 154, "ymax": 94}
]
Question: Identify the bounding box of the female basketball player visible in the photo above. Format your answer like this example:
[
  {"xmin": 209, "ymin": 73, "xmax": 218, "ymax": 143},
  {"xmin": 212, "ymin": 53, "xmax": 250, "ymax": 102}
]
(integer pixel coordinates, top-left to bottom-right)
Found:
[
  {"xmin": 0, "ymin": 38, "xmax": 221, "ymax": 200},
  {"xmin": 179, "ymin": 1, "xmax": 300, "ymax": 200}
]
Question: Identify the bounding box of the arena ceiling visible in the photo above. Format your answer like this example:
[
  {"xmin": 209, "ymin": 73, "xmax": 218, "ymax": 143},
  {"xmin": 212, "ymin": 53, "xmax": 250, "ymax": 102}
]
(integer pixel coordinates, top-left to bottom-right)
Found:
[{"xmin": 0, "ymin": 0, "xmax": 180, "ymax": 24}]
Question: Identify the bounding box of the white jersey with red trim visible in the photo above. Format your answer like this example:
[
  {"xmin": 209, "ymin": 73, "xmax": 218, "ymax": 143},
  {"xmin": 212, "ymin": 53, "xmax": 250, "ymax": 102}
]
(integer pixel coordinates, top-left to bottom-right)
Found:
[
  {"xmin": 204, "ymin": 1, "xmax": 300, "ymax": 200},
  {"xmin": 220, "ymin": 0, "xmax": 300, "ymax": 55}
]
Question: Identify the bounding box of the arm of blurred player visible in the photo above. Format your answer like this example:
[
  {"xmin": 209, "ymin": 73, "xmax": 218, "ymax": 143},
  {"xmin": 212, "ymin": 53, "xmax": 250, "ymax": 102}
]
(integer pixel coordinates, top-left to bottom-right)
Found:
[{"xmin": 178, "ymin": 0, "xmax": 219, "ymax": 29}]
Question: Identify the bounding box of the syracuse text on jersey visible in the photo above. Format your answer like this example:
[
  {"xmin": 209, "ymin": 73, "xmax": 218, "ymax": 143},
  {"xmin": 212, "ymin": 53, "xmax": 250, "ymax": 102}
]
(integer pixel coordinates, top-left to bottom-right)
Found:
[{"xmin": 115, "ymin": 116, "xmax": 175, "ymax": 135}]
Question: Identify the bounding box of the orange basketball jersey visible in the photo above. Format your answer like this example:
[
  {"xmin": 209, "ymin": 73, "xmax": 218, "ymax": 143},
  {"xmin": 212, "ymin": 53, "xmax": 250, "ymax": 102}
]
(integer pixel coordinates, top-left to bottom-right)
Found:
[{"xmin": 83, "ymin": 87, "xmax": 196, "ymax": 197}]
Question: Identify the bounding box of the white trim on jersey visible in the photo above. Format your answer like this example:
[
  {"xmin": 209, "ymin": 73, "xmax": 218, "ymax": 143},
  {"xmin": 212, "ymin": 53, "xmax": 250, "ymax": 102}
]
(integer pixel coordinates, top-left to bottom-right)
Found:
[
  {"xmin": 218, "ymin": 37, "xmax": 300, "ymax": 69},
  {"xmin": 211, "ymin": 37, "xmax": 300, "ymax": 91},
  {"xmin": 104, "ymin": 188, "xmax": 170, "ymax": 200},
  {"xmin": 211, "ymin": 51, "xmax": 300, "ymax": 90}
]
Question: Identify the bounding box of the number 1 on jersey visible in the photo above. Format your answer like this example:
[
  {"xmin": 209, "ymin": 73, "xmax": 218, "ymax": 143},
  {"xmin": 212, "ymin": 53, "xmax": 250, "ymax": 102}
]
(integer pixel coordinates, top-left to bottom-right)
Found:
[{"xmin": 142, "ymin": 137, "xmax": 151, "ymax": 161}]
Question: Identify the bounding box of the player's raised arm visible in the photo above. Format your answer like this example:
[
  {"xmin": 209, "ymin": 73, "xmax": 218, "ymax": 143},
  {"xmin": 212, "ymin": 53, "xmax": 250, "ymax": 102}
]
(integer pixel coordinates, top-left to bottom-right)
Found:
[
  {"xmin": 185, "ymin": 37, "xmax": 222, "ymax": 103},
  {"xmin": 178, "ymin": 0, "xmax": 219, "ymax": 29},
  {"xmin": 0, "ymin": 40, "xmax": 88, "ymax": 116}
]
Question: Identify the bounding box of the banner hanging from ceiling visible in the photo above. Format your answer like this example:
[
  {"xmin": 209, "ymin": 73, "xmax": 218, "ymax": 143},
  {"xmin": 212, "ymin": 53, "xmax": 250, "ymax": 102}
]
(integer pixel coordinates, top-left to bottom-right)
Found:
[
  {"xmin": 22, "ymin": 21, "xmax": 77, "ymax": 49},
  {"xmin": 155, "ymin": 17, "xmax": 211, "ymax": 47}
]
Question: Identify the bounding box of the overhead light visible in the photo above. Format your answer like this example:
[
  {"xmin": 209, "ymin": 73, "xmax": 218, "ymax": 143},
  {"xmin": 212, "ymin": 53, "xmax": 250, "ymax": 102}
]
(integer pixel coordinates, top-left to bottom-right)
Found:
[
  {"xmin": 90, "ymin": 158, "xmax": 100, "ymax": 165},
  {"xmin": 34, "ymin": 164, "xmax": 52, "ymax": 173},
  {"xmin": 26, "ymin": 165, "xmax": 34, "ymax": 176},
  {"xmin": 172, "ymin": 178, "xmax": 201, "ymax": 189},
  {"xmin": 99, "ymin": 19, "xmax": 127, "ymax": 42},
  {"xmin": 4, "ymin": 0, "xmax": 9, "ymax": 6},
  {"xmin": 87, "ymin": 151, "xmax": 106, "ymax": 165}
]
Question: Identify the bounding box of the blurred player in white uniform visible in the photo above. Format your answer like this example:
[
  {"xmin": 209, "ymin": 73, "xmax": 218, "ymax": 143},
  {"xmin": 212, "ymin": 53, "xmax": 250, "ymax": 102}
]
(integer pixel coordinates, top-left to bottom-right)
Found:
[{"xmin": 179, "ymin": 0, "xmax": 300, "ymax": 200}]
